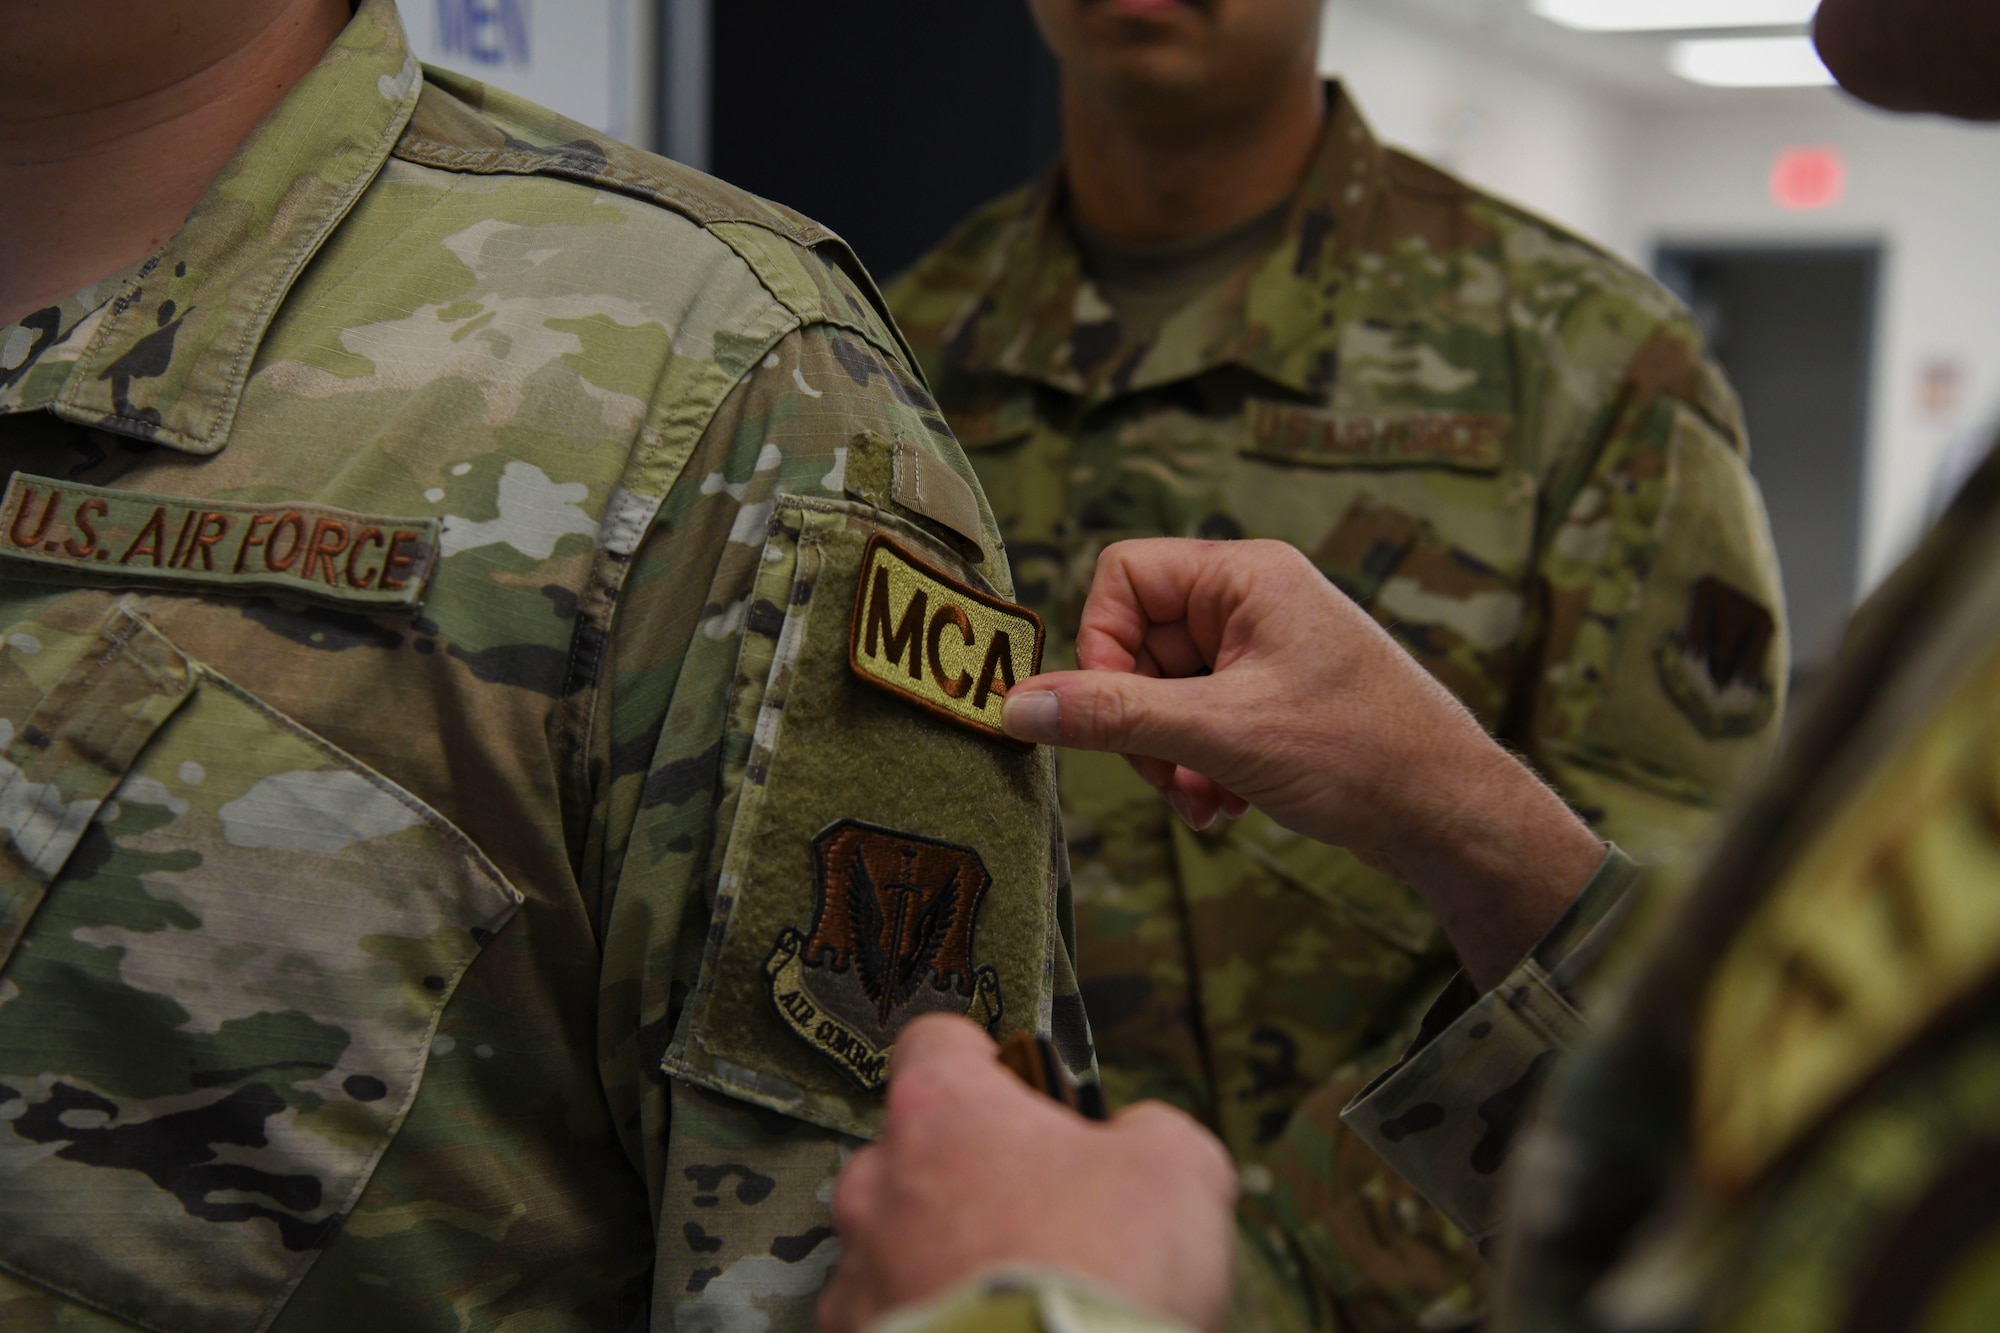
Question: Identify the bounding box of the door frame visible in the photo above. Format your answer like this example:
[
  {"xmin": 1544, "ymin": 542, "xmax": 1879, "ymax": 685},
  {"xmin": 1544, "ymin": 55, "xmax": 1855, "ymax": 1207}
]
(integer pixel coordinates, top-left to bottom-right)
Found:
[{"xmin": 1651, "ymin": 239, "xmax": 1886, "ymax": 682}]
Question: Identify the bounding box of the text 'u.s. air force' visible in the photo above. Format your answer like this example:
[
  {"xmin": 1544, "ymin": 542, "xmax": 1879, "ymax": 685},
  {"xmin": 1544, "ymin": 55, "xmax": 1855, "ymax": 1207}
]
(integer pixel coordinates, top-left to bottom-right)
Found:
[
  {"xmin": 847, "ymin": 534, "xmax": 1043, "ymax": 746},
  {"xmin": 0, "ymin": 474, "xmax": 440, "ymax": 611}
]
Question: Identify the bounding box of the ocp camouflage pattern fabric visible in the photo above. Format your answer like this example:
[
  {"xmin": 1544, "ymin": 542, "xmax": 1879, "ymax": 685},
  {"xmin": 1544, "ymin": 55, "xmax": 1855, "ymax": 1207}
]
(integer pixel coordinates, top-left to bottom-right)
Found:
[
  {"xmin": 888, "ymin": 85, "xmax": 1786, "ymax": 1331},
  {"xmin": 0, "ymin": 3, "xmax": 1084, "ymax": 1329},
  {"xmin": 1474, "ymin": 440, "xmax": 2000, "ymax": 1333},
  {"xmin": 895, "ymin": 440, "xmax": 2000, "ymax": 1332},
  {"xmin": 873, "ymin": 1269, "xmax": 1196, "ymax": 1333}
]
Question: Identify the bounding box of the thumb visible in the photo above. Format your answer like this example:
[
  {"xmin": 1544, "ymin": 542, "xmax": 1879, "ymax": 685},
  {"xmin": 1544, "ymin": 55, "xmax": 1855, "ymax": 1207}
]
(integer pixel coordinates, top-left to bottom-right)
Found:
[{"xmin": 1002, "ymin": 671, "xmax": 1221, "ymax": 770}]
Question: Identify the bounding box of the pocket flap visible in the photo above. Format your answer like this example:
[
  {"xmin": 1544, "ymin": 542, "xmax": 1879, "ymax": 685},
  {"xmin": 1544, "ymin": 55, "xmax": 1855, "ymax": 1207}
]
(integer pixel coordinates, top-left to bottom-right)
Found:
[
  {"xmin": 0, "ymin": 603, "xmax": 194, "ymax": 964},
  {"xmin": 0, "ymin": 599, "xmax": 522, "ymax": 1332},
  {"xmin": 1245, "ymin": 401, "xmax": 1510, "ymax": 473},
  {"xmin": 947, "ymin": 394, "xmax": 1037, "ymax": 451}
]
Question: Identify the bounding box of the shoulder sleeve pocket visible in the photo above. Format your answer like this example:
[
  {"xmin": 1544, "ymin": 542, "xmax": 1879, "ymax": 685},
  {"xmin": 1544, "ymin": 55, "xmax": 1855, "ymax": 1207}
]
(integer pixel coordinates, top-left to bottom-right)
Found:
[
  {"xmin": 665, "ymin": 498, "xmax": 1065, "ymax": 1140},
  {"xmin": 0, "ymin": 596, "xmax": 520, "ymax": 1333},
  {"xmin": 1540, "ymin": 401, "xmax": 1788, "ymax": 814},
  {"xmin": 944, "ymin": 391, "xmax": 1036, "ymax": 453}
]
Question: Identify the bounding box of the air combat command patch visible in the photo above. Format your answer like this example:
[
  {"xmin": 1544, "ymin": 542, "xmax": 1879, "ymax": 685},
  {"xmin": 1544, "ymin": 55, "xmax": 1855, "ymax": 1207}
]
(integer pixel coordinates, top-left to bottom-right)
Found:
[
  {"xmin": 1658, "ymin": 576, "xmax": 1778, "ymax": 738},
  {"xmin": 848, "ymin": 534, "xmax": 1043, "ymax": 746},
  {"xmin": 766, "ymin": 820, "xmax": 1004, "ymax": 1090}
]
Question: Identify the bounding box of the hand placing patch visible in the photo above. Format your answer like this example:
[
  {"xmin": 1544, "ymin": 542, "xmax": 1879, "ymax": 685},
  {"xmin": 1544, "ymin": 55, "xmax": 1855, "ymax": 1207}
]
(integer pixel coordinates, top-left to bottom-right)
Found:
[
  {"xmin": 767, "ymin": 821, "xmax": 1002, "ymax": 1090},
  {"xmin": 1657, "ymin": 576, "xmax": 1777, "ymax": 738}
]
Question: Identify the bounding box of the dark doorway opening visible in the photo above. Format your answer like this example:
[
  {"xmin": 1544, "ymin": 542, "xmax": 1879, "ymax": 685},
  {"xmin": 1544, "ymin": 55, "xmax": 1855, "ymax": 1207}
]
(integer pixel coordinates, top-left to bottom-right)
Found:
[
  {"xmin": 704, "ymin": 6, "xmax": 1061, "ymax": 280},
  {"xmin": 1656, "ymin": 244, "xmax": 1881, "ymax": 681}
]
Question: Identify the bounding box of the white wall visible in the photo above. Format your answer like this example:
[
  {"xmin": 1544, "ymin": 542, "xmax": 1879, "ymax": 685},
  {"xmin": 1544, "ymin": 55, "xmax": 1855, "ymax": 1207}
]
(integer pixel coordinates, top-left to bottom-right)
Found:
[
  {"xmin": 1618, "ymin": 99, "xmax": 2000, "ymax": 586},
  {"xmin": 402, "ymin": 0, "xmax": 654, "ymax": 148},
  {"xmin": 1319, "ymin": 1, "xmax": 1633, "ymax": 254},
  {"xmin": 1322, "ymin": 0, "xmax": 2000, "ymax": 593}
]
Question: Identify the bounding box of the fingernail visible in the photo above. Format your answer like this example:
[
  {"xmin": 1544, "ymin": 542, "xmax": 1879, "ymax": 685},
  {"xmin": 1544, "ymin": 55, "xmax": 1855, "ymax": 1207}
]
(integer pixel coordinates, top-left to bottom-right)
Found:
[
  {"xmin": 1166, "ymin": 788, "xmax": 1195, "ymax": 829},
  {"xmin": 1002, "ymin": 690, "xmax": 1060, "ymax": 745}
]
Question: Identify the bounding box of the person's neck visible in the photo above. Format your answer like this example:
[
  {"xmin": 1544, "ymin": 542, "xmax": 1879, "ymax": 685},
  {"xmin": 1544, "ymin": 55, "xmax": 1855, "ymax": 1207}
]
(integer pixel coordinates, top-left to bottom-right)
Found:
[
  {"xmin": 0, "ymin": 0, "xmax": 352, "ymax": 327},
  {"xmin": 1061, "ymin": 72, "xmax": 1326, "ymax": 249}
]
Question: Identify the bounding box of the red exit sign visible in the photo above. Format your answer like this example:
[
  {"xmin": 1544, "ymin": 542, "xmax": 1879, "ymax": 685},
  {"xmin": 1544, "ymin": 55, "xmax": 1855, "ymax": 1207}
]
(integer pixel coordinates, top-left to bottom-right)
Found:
[{"xmin": 1771, "ymin": 147, "xmax": 1846, "ymax": 211}]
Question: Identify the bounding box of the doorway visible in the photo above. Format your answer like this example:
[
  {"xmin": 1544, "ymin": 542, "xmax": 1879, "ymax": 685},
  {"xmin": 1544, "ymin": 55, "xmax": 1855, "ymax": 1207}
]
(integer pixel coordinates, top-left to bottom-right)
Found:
[
  {"xmin": 1655, "ymin": 245, "xmax": 1881, "ymax": 682},
  {"xmin": 699, "ymin": 4, "xmax": 1060, "ymax": 279}
]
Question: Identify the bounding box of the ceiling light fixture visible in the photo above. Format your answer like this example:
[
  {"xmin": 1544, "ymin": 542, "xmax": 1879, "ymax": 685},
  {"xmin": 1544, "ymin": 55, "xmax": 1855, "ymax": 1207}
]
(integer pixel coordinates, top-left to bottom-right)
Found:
[
  {"xmin": 1670, "ymin": 36, "xmax": 1836, "ymax": 87},
  {"xmin": 1530, "ymin": 0, "xmax": 1819, "ymax": 33}
]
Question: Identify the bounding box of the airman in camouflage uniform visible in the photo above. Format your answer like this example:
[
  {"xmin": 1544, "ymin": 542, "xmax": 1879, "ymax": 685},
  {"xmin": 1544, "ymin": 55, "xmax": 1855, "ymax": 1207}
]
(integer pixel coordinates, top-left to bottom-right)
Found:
[
  {"xmin": 889, "ymin": 77, "xmax": 1785, "ymax": 1329},
  {"xmin": 0, "ymin": 2, "xmax": 1086, "ymax": 1328},
  {"xmin": 1338, "ymin": 439, "xmax": 2000, "ymax": 1332}
]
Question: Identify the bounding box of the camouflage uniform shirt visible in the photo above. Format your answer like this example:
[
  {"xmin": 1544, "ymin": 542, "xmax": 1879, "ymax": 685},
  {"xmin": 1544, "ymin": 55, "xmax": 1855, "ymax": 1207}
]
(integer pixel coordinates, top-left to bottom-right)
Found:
[
  {"xmin": 1379, "ymin": 441, "xmax": 2000, "ymax": 1331},
  {"xmin": 888, "ymin": 86, "xmax": 1784, "ymax": 1329},
  {"xmin": 0, "ymin": 3, "xmax": 1084, "ymax": 1329}
]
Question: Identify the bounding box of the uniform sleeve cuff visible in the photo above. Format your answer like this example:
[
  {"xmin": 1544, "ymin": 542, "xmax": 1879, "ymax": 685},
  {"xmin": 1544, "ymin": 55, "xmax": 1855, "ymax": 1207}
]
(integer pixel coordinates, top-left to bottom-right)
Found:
[
  {"xmin": 871, "ymin": 1268, "xmax": 1193, "ymax": 1333},
  {"xmin": 1336, "ymin": 846, "xmax": 1644, "ymax": 1248}
]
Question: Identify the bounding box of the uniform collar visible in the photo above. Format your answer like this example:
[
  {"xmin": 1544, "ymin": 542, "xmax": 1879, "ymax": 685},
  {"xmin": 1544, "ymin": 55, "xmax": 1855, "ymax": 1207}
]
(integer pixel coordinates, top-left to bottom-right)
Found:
[
  {"xmin": 942, "ymin": 82, "xmax": 1386, "ymax": 405},
  {"xmin": 14, "ymin": 0, "xmax": 422, "ymax": 455}
]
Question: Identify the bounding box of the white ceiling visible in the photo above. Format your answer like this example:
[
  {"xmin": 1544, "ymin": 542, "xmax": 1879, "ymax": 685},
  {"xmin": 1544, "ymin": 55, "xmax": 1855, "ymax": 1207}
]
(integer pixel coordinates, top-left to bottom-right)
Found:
[{"xmin": 1334, "ymin": 0, "xmax": 1854, "ymax": 111}]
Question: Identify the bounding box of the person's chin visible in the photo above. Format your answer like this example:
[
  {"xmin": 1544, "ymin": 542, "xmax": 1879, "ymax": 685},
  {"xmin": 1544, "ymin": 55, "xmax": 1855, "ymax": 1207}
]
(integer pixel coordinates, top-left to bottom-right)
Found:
[
  {"xmin": 1814, "ymin": 0, "xmax": 2000, "ymax": 120},
  {"xmin": 1081, "ymin": 0, "xmax": 1210, "ymax": 30},
  {"xmin": 1096, "ymin": 0, "xmax": 1203, "ymax": 14}
]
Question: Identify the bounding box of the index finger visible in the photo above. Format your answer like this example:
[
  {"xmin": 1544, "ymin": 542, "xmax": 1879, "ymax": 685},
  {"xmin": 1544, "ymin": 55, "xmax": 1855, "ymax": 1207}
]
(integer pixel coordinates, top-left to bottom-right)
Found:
[
  {"xmin": 881, "ymin": 1015, "xmax": 1012, "ymax": 1141},
  {"xmin": 886, "ymin": 1013, "xmax": 1000, "ymax": 1082},
  {"xmin": 1077, "ymin": 539, "xmax": 1235, "ymax": 675}
]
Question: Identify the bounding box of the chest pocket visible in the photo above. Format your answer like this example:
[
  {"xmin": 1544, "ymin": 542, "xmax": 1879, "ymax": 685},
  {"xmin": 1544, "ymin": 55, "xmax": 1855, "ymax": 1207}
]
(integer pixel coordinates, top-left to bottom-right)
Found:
[
  {"xmin": 947, "ymin": 392, "xmax": 1045, "ymax": 551},
  {"xmin": 1235, "ymin": 402, "xmax": 1530, "ymax": 727},
  {"xmin": 1241, "ymin": 400, "xmax": 1511, "ymax": 475},
  {"xmin": 945, "ymin": 393, "xmax": 1038, "ymax": 458},
  {"xmin": 0, "ymin": 597, "xmax": 520, "ymax": 1333}
]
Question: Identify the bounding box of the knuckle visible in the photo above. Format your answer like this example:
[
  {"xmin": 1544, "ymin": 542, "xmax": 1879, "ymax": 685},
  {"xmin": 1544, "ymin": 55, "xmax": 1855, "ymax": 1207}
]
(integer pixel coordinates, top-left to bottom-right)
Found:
[
  {"xmin": 1087, "ymin": 682, "xmax": 1144, "ymax": 749},
  {"xmin": 816, "ymin": 1284, "xmax": 853, "ymax": 1333},
  {"xmin": 884, "ymin": 1063, "xmax": 947, "ymax": 1126},
  {"xmin": 1084, "ymin": 684, "xmax": 1125, "ymax": 741},
  {"xmin": 1198, "ymin": 1135, "xmax": 1239, "ymax": 1196},
  {"xmin": 1124, "ymin": 1102, "xmax": 1230, "ymax": 1174},
  {"xmin": 830, "ymin": 1154, "xmax": 877, "ymax": 1232}
]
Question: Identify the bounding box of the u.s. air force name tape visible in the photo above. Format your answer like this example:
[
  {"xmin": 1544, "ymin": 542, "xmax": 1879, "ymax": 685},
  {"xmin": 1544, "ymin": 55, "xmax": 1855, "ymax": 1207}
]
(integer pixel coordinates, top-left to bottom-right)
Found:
[
  {"xmin": 847, "ymin": 533, "xmax": 1044, "ymax": 746},
  {"xmin": 0, "ymin": 475, "xmax": 440, "ymax": 611}
]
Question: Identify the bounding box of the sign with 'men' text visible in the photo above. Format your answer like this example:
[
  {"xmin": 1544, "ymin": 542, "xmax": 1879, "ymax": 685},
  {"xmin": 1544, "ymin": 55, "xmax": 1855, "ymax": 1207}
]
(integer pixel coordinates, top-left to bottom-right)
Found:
[{"xmin": 410, "ymin": 0, "xmax": 647, "ymax": 147}]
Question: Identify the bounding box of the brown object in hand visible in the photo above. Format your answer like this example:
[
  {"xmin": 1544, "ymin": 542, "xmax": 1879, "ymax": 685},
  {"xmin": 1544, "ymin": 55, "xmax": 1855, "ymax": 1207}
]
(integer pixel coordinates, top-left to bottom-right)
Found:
[{"xmin": 996, "ymin": 1031, "xmax": 1106, "ymax": 1120}]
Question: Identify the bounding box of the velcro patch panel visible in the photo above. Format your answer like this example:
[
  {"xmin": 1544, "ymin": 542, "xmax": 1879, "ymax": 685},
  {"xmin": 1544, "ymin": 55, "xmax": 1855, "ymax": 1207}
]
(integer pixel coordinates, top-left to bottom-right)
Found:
[
  {"xmin": 847, "ymin": 534, "xmax": 1043, "ymax": 746},
  {"xmin": 0, "ymin": 475, "xmax": 440, "ymax": 611}
]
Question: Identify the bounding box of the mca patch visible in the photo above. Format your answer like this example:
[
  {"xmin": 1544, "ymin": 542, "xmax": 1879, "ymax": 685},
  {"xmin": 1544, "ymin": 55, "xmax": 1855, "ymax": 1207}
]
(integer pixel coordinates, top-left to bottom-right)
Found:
[
  {"xmin": 766, "ymin": 820, "xmax": 1003, "ymax": 1090},
  {"xmin": 848, "ymin": 534, "xmax": 1043, "ymax": 746},
  {"xmin": 1657, "ymin": 576, "xmax": 1777, "ymax": 738}
]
